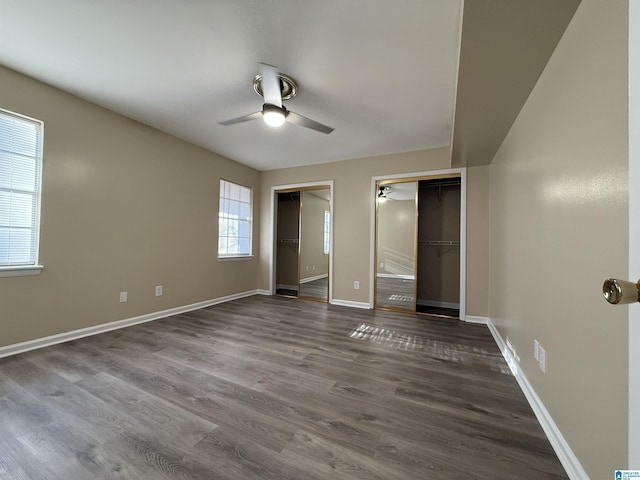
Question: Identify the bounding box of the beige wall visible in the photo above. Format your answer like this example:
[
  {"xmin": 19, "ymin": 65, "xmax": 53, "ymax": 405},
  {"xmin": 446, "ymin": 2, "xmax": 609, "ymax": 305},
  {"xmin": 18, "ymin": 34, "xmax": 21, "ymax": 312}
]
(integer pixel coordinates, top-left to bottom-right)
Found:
[
  {"xmin": 466, "ymin": 165, "xmax": 490, "ymax": 317},
  {"xmin": 0, "ymin": 66, "xmax": 260, "ymax": 348},
  {"xmin": 259, "ymin": 148, "xmax": 490, "ymax": 315},
  {"xmin": 259, "ymin": 149, "xmax": 450, "ymax": 303},
  {"xmin": 488, "ymin": 0, "xmax": 628, "ymax": 477}
]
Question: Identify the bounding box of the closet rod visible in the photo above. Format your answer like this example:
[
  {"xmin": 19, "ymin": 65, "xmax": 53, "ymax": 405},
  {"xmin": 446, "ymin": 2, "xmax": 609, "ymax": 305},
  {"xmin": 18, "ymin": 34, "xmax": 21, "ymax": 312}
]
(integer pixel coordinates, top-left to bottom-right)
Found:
[
  {"xmin": 418, "ymin": 240, "xmax": 460, "ymax": 246},
  {"xmin": 419, "ymin": 180, "xmax": 461, "ymax": 188}
]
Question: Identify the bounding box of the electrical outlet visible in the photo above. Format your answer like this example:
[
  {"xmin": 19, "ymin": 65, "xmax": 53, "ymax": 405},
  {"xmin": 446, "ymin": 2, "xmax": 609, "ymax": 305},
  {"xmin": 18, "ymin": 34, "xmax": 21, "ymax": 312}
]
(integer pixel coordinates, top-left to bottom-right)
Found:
[
  {"xmin": 534, "ymin": 340, "xmax": 539, "ymax": 361},
  {"xmin": 155, "ymin": 285, "xmax": 163, "ymax": 297},
  {"xmin": 312, "ymin": 265, "xmax": 315, "ymax": 271},
  {"xmin": 379, "ymin": 262, "xmax": 384, "ymax": 268},
  {"xmin": 119, "ymin": 291, "xmax": 128, "ymax": 303},
  {"xmin": 539, "ymin": 346, "xmax": 546, "ymax": 373},
  {"xmin": 354, "ymin": 280, "xmax": 360, "ymax": 290}
]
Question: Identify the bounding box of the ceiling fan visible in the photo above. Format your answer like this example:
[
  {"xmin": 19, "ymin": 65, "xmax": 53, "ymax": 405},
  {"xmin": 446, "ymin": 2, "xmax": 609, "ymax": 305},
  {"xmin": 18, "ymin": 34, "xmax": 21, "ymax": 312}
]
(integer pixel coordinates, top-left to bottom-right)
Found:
[{"xmin": 219, "ymin": 63, "xmax": 334, "ymax": 134}]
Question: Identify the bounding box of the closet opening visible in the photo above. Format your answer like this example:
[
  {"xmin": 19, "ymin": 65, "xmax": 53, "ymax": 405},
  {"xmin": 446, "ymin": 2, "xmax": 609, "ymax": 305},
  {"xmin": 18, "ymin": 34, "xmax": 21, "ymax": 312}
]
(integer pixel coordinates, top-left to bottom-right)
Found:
[
  {"xmin": 273, "ymin": 185, "xmax": 332, "ymax": 303},
  {"xmin": 275, "ymin": 191, "xmax": 300, "ymax": 297},
  {"xmin": 374, "ymin": 173, "xmax": 461, "ymax": 319},
  {"xmin": 416, "ymin": 177, "xmax": 461, "ymax": 317}
]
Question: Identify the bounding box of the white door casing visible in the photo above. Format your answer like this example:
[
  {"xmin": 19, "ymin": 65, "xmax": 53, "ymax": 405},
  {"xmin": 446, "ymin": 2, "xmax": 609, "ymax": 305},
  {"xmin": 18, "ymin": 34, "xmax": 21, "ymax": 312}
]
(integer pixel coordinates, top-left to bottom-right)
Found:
[
  {"xmin": 369, "ymin": 167, "xmax": 467, "ymax": 318},
  {"xmin": 269, "ymin": 181, "xmax": 334, "ymax": 303},
  {"xmin": 629, "ymin": 0, "xmax": 639, "ymax": 468}
]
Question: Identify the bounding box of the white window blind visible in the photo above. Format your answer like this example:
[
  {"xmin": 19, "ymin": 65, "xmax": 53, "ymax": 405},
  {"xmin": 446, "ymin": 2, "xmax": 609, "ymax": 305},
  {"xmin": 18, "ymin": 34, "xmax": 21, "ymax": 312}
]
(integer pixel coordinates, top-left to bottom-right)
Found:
[
  {"xmin": 218, "ymin": 179, "xmax": 252, "ymax": 257},
  {"xmin": 0, "ymin": 109, "xmax": 43, "ymax": 267}
]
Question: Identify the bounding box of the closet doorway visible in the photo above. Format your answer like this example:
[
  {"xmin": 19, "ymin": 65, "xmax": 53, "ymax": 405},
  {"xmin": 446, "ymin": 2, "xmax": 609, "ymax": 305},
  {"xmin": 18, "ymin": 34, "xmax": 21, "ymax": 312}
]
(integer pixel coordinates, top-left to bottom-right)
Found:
[
  {"xmin": 374, "ymin": 173, "xmax": 462, "ymax": 318},
  {"xmin": 416, "ymin": 177, "xmax": 461, "ymax": 317},
  {"xmin": 274, "ymin": 185, "xmax": 332, "ymax": 302}
]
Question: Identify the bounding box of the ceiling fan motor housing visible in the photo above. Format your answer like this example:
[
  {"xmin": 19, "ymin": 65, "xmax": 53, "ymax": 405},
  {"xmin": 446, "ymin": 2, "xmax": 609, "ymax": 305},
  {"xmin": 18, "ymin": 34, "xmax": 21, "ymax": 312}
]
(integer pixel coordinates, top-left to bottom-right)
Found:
[{"xmin": 253, "ymin": 73, "xmax": 297, "ymax": 101}]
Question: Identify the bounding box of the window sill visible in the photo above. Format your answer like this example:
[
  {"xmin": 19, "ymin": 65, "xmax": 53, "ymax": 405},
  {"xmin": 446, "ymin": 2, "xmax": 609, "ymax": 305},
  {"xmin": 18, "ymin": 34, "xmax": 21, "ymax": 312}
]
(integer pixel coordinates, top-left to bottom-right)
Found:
[
  {"xmin": 217, "ymin": 255, "xmax": 254, "ymax": 262},
  {"xmin": 0, "ymin": 265, "xmax": 44, "ymax": 278}
]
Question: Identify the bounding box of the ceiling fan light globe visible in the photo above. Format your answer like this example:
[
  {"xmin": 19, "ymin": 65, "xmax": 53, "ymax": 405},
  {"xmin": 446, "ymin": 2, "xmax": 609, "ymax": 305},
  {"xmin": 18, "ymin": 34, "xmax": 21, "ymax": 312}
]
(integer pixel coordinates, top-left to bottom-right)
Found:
[
  {"xmin": 263, "ymin": 110, "xmax": 286, "ymax": 127},
  {"xmin": 262, "ymin": 104, "xmax": 286, "ymax": 128}
]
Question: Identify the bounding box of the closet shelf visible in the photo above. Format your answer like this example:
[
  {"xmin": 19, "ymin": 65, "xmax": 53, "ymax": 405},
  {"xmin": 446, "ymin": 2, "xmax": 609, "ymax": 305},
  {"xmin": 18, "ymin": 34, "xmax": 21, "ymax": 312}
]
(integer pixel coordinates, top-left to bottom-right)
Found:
[
  {"xmin": 419, "ymin": 240, "xmax": 460, "ymax": 246},
  {"xmin": 279, "ymin": 238, "xmax": 299, "ymax": 244}
]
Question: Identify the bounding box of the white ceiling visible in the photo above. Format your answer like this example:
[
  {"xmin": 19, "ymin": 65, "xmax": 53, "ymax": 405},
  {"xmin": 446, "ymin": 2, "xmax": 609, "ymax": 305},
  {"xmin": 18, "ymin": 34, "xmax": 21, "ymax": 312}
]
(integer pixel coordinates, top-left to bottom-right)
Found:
[{"xmin": 0, "ymin": 0, "xmax": 462, "ymax": 171}]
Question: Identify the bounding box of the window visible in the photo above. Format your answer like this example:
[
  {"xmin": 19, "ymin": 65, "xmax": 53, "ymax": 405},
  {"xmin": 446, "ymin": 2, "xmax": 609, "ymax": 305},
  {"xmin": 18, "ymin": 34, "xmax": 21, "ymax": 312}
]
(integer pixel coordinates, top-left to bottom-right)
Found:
[
  {"xmin": 323, "ymin": 210, "xmax": 330, "ymax": 255},
  {"xmin": 218, "ymin": 179, "xmax": 252, "ymax": 258},
  {"xmin": 0, "ymin": 109, "xmax": 43, "ymax": 274}
]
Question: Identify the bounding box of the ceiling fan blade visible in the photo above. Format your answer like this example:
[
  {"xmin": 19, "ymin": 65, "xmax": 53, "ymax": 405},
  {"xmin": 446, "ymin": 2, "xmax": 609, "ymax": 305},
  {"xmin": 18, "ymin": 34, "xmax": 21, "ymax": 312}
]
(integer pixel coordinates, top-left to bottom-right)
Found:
[
  {"xmin": 219, "ymin": 111, "xmax": 262, "ymax": 126},
  {"xmin": 286, "ymin": 111, "xmax": 334, "ymax": 134},
  {"xmin": 259, "ymin": 63, "xmax": 282, "ymax": 108}
]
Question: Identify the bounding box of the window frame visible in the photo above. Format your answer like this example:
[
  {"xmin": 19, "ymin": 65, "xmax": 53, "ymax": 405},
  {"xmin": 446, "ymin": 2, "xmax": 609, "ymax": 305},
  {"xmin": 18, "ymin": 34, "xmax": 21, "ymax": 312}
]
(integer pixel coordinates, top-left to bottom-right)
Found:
[
  {"xmin": 0, "ymin": 108, "xmax": 44, "ymax": 278},
  {"xmin": 217, "ymin": 178, "xmax": 253, "ymax": 260}
]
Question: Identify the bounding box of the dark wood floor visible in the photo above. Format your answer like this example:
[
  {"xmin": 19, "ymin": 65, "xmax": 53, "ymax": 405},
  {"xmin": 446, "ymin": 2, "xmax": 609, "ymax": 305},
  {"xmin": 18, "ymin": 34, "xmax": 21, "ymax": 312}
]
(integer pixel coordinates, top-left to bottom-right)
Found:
[
  {"xmin": 376, "ymin": 275, "xmax": 415, "ymax": 310},
  {"xmin": 299, "ymin": 277, "xmax": 329, "ymax": 301},
  {"xmin": 0, "ymin": 295, "xmax": 568, "ymax": 479}
]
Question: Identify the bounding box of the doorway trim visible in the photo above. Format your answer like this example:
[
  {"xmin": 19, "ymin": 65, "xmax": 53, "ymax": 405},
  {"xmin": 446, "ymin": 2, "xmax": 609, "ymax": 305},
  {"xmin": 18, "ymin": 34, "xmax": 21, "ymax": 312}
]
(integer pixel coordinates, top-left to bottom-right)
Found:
[
  {"xmin": 629, "ymin": 0, "xmax": 639, "ymax": 467},
  {"xmin": 369, "ymin": 167, "xmax": 467, "ymax": 319},
  {"xmin": 269, "ymin": 180, "xmax": 334, "ymax": 303}
]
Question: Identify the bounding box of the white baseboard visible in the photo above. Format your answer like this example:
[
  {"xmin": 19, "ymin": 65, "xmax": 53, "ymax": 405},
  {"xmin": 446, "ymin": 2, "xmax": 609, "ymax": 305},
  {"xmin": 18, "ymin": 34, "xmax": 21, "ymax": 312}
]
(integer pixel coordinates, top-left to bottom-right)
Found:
[
  {"xmin": 0, "ymin": 289, "xmax": 263, "ymax": 360},
  {"xmin": 255, "ymin": 289, "xmax": 270, "ymax": 296},
  {"xmin": 376, "ymin": 273, "xmax": 415, "ymax": 280},
  {"xmin": 299, "ymin": 273, "xmax": 328, "ymax": 284},
  {"xmin": 485, "ymin": 318, "xmax": 589, "ymax": 480},
  {"xmin": 464, "ymin": 315, "xmax": 489, "ymax": 324},
  {"xmin": 417, "ymin": 300, "xmax": 460, "ymax": 309},
  {"xmin": 330, "ymin": 299, "xmax": 371, "ymax": 309}
]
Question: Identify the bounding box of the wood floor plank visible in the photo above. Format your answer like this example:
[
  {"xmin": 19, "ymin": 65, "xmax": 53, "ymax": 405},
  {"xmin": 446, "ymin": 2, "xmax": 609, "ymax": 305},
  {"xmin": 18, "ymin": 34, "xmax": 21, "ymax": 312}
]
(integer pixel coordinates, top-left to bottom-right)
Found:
[
  {"xmin": 75, "ymin": 372, "xmax": 219, "ymax": 448},
  {"xmin": 16, "ymin": 423, "xmax": 105, "ymax": 480},
  {"xmin": 279, "ymin": 430, "xmax": 403, "ymax": 480},
  {"xmin": 67, "ymin": 342, "xmax": 300, "ymax": 454},
  {"xmin": 0, "ymin": 437, "xmax": 52, "ymax": 480},
  {"xmin": 193, "ymin": 428, "xmax": 321, "ymax": 480},
  {"xmin": 0, "ymin": 295, "xmax": 568, "ymax": 479}
]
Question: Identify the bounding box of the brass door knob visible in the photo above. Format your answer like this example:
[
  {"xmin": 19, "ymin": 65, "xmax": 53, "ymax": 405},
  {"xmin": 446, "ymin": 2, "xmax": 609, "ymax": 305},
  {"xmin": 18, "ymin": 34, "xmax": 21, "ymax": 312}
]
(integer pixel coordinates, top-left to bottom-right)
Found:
[{"xmin": 603, "ymin": 278, "xmax": 640, "ymax": 304}]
